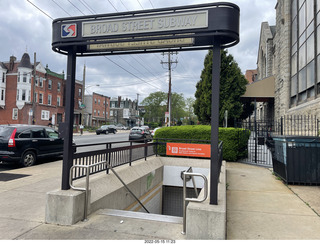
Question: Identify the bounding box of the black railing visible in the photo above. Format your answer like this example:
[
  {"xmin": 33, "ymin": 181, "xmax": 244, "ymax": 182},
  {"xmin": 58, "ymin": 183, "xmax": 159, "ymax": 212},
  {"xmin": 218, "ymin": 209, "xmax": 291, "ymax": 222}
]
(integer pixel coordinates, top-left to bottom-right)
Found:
[
  {"xmin": 71, "ymin": 140, "xmax": 155, "ymax": 180},
  {"xmin": 71, "ymin": 139, "xmax": 223, "ymax": 185},
  {"xmin": 275, "ymin": 115, "xmax": 320, "ymax": 136}
]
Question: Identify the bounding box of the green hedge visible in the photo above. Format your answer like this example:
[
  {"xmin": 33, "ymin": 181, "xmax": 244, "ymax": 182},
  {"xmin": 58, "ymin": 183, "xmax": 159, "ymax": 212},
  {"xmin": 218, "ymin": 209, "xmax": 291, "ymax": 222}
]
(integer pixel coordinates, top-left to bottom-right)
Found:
[{"xmin": 153, "ymin": 125, "xmax": 250, "ymax": 161}]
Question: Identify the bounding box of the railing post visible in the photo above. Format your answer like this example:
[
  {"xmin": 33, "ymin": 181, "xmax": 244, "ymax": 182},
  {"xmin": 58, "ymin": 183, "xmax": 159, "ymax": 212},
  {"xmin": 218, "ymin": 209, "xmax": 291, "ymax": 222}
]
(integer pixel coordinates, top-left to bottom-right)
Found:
[
  {"xmin": 129, "ymin": 141, "xmax": 132, "ymax": 166},
  {"xmin": 144, "ymin": 139, "xmax": 147, "ymax": 161}
]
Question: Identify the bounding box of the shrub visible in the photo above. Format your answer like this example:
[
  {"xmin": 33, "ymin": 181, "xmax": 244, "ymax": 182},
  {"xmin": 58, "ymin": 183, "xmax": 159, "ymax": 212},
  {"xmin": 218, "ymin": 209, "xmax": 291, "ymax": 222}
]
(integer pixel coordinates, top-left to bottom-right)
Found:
[{"xmin": 153, "ymin": 125, "xmax": 250, "ymax": 161}]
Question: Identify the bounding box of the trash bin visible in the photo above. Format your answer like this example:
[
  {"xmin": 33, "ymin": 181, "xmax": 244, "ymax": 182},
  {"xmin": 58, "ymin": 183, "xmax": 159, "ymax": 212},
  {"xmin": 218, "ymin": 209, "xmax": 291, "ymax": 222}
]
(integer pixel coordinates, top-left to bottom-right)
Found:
[{"xmin": 267, "ymin": 135, "xmax": 320, "ymax": 185}]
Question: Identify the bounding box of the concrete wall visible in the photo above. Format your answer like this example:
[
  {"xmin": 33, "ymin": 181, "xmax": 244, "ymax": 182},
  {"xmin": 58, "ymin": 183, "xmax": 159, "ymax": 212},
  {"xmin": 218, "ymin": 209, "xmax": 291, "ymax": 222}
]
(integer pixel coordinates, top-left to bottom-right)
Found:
[{"xmin": 45, "ymin": 156, "xmax": 226, "ymax": 240}]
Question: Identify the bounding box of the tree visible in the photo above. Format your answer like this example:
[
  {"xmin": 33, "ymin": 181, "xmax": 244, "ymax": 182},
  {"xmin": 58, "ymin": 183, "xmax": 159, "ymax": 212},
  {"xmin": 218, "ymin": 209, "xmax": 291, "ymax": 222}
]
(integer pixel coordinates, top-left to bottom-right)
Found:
[
  {"xmin": 141, "ymin": 91, "xmax": 187, "ymax": 126},
  {"xmin": 141, "ymin": 91, "xmax": 167, "ymax": 124},
  {"xmin": 194, "ymin": 49, "xmax": 251, "ymax": 126}
]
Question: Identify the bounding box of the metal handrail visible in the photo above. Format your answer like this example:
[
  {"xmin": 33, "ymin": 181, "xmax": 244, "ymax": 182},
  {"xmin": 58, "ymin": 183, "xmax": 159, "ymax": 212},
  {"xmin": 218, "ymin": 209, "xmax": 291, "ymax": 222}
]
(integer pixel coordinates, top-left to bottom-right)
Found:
[
  {"xmin": 181, "ymin": 171, "xmax": 208, "ymax": 235},
  {"xmin": 69, "ymin": 161, "xmax": 106, "ymax": 221}
]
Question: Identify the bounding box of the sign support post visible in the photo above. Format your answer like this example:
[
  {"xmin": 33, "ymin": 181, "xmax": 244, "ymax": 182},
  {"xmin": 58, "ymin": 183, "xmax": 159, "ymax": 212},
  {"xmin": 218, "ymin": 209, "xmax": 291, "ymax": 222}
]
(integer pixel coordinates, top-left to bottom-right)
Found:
[
  {"xmin": 61, "ymin": 47, "xmax": 76, "ymax": 190},
  {"xmin": 210, "ymin": 38, "xmax": 221, "ymax": 205}
]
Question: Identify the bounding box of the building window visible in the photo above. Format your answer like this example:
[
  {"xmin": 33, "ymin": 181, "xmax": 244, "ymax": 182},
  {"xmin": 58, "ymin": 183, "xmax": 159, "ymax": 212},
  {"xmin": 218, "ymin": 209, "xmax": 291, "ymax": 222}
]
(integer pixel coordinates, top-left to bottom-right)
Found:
[
  {"xmin": 2, "ymin": 72, "xmax": 5, "ymax": 83},
  {"xmin": 110, "ymin": 110, "xmax": 113, "ymax": 116},
  {"xmin": 34, "ymin": 92, "xmax": 38, "ymax": 103},
  {"xmin": 57, "ymin": 82, "xmax": 61, "ymax": 91},
  {"xmin": 1, "ymin": 89, "xmax": 4, "ymax": 101},
  {"xmin": 48, "ymin": 80, "xmax": 52, "ymax": 89},
  {"xmin": 111, "ymin": 102, "xmax": 115, "ymax": 108},
  {"xmin": 57, "ymin": 96, "xmax": 61, "ymax": 106},
  {"xmin": 16, "ymin": 89, "xmax": 19, "ymax": 100},
  {"xmin": 12, "ymin": 108, "xmax": 18, "ymax": 120},
  {"xmin": 98, "ymin": 110, "xmax": 100, "ymax": 116},
  {"xmin": 291, "ymin": 0, "xmax": 318, "ymax": 103},
  {"xmin": 23, "ymin": 72, "xmax": 27, "ymax": 83},
  {"xmin": 98, "ymin": 99, "xmax": 100, "ymax": 105},
  {"xmin": 79, "ymin": 88, "xmax": 82, "ymax": 97},
  {"xmin": 41, "ymin": 110, "xmax": 50, "ymax": 120},
  {"xmin": 39, "ymin": 77, "xmax": 43, "ymax": 87},
  {"xmin": 94, "ymin": 110, "xmax": 96, "ymax": 115},
  {"xmin": 39, "ymin": 93, "xmax": 43, "ymax": 104},
  {"xmin": 95, "ymin": 98, "xmax": 97, "ymax": 104},
  {"xmin": 48, "ymin": 94, "xmax": 52, "ymax": 105},
  {"xmin": 21, "ymin": 89, "xmax": 26, "ymax": 101}
]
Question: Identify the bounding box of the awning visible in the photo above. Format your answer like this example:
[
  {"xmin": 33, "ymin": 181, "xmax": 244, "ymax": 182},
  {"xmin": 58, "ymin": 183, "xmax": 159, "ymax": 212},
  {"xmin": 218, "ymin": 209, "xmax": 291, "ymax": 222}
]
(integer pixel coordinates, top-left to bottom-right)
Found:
[{"xmin": 241, "ymin": 75, "xmax": 275, "ymax": 102}]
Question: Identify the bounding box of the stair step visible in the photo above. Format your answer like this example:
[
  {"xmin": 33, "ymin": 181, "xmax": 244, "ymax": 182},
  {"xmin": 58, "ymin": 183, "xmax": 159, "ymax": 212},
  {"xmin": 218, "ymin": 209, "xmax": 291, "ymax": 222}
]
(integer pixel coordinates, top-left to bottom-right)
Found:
[{"xmin": 98, "ymin": 209, "xmax": 183, "ymax": 224}]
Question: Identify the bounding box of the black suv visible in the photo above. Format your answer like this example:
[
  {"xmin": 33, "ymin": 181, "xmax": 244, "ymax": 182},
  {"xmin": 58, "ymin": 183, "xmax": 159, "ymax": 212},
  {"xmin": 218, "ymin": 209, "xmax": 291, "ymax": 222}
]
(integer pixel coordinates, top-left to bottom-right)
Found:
[
  {"xmin": 0, "ymin": 124, "xmax": 69, "ymax": 167},
  {"xmin": 96, "ymin": 125, "xmax": 117, "ymax": 135}
]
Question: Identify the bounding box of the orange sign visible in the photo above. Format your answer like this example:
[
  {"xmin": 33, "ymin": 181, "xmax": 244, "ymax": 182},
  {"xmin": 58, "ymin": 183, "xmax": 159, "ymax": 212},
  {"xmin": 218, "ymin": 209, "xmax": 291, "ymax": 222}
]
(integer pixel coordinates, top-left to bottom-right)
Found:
[{"xmin": 166, "ymin": 143, "xmax": 211, "ymax": 158}]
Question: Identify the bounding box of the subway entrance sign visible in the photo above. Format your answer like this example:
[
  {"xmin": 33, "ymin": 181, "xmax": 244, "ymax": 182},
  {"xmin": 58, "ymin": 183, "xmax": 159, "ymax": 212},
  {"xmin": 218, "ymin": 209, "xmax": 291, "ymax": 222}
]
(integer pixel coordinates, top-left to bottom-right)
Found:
[
  {"xmin": 52, "ymin": 2, "xmax": 239, "ymax": 206},
  {"xmin": 52, "ymin": 2, "xmax": 239, "ymax": 56}
]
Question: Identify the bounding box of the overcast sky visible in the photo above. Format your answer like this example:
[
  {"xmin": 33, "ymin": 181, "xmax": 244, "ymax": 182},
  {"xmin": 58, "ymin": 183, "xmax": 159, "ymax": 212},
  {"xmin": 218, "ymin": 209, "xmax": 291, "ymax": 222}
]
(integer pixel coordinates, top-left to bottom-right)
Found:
[{"xmin": 0, "ymin": 0, "xmax": 276, "ymax": 102}]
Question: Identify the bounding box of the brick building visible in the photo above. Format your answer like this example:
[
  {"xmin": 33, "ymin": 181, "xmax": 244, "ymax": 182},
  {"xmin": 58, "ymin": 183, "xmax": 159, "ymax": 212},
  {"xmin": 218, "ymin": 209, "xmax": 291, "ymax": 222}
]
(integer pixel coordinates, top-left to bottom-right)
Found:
[
  {"xmin": 0, "ymin": 53, "xmax": 83, "ymax": 128},
  {"xmin": 83, "ymin": 92, "xmax": 110, "ymax": 127}
]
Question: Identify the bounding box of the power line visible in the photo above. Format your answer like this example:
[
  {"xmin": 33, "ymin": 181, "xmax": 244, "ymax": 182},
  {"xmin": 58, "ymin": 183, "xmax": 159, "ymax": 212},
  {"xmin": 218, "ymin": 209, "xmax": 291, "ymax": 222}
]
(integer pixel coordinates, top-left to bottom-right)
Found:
[
  {"xmin": 67, "ymin": 0, "xmax": 85, "ymax": 15},
  {"xmin": 51, "ymin": 0, "xmax": 71, "ymax": 16},
  {"xmin": 27, "ymin": 0, "xmax": 53, "ymax": 20}
]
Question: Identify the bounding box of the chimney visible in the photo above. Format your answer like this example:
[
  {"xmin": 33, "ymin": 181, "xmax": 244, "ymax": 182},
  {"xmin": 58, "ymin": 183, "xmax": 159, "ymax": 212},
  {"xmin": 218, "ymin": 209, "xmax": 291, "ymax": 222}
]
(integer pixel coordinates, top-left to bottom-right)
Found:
[
  {"xmin": 118, "ymin": 96, "xmax": 121, "ymax": 107},
  {"xmin": 9, "ymin": 55, "xmax": 16, "ymax": 71}
]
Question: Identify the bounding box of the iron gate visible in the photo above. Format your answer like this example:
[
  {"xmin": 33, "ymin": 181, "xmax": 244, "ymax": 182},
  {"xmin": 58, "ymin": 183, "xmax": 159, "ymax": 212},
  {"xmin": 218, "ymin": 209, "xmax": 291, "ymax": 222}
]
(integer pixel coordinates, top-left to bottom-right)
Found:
[
  {"xmin": 236, "ymin": 115, "xmax": 320, "ymax": 167},
  {"xmin": 236, "ymin": 119, "xmax": 273, "ymax": 167}
]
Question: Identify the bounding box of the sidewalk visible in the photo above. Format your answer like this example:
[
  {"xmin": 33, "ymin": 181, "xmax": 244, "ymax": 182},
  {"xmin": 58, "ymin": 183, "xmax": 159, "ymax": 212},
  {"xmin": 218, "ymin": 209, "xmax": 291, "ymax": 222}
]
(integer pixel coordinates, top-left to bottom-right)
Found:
[
  {"xmin": 1, "ymin": 160, "xmax": 320, "ymax": 240},
  {"xmin": 226, "ymin": 162, "xmax": 320, "ymax": 240}
]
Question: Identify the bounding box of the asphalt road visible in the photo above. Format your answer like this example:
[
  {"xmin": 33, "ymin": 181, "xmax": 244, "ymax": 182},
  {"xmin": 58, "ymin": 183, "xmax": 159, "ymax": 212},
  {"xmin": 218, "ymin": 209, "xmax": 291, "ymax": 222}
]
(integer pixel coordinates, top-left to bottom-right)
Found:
[{"xmin": 0, "ymin": 131, "xmax": 130, "ymax": 171}]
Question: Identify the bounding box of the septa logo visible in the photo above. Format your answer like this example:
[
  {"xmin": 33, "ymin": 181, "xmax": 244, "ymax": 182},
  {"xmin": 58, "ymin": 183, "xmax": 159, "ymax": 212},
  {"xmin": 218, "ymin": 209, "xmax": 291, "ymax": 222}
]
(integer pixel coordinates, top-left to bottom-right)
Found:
[{"xmin": 61, "ymin": 24, "xmax": 77, "ymax": 38}]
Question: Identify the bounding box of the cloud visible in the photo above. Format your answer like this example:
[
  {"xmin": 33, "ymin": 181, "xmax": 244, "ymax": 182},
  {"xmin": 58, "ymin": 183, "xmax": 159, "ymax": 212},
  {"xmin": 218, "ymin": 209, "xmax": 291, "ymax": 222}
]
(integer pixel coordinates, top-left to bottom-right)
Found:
[{"xmin": 0, "ymin": 0, "xmax": 277, "ymax": 100}]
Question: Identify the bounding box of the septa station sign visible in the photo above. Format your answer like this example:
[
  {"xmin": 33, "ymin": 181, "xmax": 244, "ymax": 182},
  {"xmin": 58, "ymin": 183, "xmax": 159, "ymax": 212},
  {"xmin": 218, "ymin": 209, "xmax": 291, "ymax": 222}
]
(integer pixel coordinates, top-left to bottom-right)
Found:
[
  {"xmin": 52, "ymin": 2, "xmax": 239, "ymax": 56},
  {"xmin": 166, "ymin": 142, "xmax": 211, "ymax": 158}
]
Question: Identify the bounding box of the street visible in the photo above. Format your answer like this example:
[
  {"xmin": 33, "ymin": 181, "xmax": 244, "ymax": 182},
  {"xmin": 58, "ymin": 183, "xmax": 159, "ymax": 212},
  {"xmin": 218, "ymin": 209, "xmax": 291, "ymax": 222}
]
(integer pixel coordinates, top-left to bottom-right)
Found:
[{"xmin": 0, "ymin": 131, "xmax": 130, "ymax": 171}]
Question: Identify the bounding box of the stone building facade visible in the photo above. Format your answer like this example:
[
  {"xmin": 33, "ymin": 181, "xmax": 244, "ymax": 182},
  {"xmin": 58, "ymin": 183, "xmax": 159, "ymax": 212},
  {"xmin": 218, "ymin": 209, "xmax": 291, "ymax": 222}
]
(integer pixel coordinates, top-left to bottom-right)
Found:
[
  {"xmin": 250, "ymin": 0, "xmax": 320, "ymax": 122},
  {"xmin": 274, "ymin": 0, "xmax": 320, "ymax": 119}
]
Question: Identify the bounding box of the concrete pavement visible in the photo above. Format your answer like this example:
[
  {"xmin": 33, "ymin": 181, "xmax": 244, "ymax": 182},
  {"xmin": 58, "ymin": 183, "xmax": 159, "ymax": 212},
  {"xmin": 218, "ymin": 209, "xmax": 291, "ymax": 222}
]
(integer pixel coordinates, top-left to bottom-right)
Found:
[
  {"xmin": 1, "ymin": 160, "xmax": 320, "ymax": 240},
  {"xmin": 227, "ymin": 162, "xmax": 320, "ymax": 240}
]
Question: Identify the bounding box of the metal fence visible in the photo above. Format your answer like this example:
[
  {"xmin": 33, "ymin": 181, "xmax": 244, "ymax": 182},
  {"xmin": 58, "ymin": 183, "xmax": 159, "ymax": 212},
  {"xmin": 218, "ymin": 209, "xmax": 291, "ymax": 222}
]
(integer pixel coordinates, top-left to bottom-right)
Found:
[
  {"xmin": 71, "ymin": 140, "xmax": 155, "ymax": 180},
  {"xmin": 275, "ymin": 115, "xmax": 320, "ymax": 136},
  {"xmin": 236, "ymin": 115, "xmax": 320, "ymax": 167}
]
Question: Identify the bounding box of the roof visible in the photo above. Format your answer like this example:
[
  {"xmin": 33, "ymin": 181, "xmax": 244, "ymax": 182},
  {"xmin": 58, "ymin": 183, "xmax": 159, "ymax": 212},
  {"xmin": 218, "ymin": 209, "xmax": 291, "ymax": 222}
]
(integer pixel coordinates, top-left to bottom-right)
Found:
[
  {"xmin": 241, "ymin": 75, "xmax": 275, "ymax": 102},
  {"xmin": 17, "ymin": 53, "xmax": 32, "ymax": 69}
]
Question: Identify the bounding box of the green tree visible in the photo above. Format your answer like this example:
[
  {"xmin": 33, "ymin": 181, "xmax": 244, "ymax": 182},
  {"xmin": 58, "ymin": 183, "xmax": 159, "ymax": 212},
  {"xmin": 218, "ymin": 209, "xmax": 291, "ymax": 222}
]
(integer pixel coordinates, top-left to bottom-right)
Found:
[
  {"xmin": 171, "ymin": 93, "xmax": 186, "ymax": 124},
  {"xmin": 194, "ymin": 49, "xmax": 250, "ymax": 126},
  {"xmin": 141, "ymin": 91, "xmax": 167, "ymax": 124},
  {"xmin": 141, "ymin": 92, "xmax": 187, "ymax": 126}
]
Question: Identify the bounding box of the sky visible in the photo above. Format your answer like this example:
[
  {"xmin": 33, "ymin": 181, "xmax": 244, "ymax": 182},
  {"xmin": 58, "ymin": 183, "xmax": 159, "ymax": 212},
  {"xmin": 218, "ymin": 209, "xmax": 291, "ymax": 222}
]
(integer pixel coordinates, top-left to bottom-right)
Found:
[{"xmin": 0, "ymin": 0, "xmax": 276, "ymax": 102}]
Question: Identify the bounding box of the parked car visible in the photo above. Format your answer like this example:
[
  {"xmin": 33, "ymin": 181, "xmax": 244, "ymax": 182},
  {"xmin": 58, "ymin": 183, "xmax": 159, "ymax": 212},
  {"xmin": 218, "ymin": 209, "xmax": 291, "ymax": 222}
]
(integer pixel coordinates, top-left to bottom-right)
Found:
[
  {"xmin": 0, "ymin": 124, "xmax": 73, "ymax": 167},
  {"xmin": 129, "ymin": 126, "xmax": 152, "ymax": 142},
  {"xmin": 115, "ymin": 124, "xmax": 128, "ymax": 130},
  {"xmin": 96, "ymin": 125, "xmax": 117, "ymax": 135},
  {"xmin": 151, "ymin": 127, "xmax": 161, "ymax": 137}
]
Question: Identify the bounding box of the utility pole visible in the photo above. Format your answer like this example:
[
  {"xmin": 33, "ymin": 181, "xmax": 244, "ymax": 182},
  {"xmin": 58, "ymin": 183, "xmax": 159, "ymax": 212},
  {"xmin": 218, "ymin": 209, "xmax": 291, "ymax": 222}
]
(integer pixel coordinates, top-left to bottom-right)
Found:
[
  {"xmin": 161, "ymin": 52, "xmax": 178, "ymax": 126},
  {"xmin": 137, "ymin": 93, "xmax": 140, "ymax": 126}
]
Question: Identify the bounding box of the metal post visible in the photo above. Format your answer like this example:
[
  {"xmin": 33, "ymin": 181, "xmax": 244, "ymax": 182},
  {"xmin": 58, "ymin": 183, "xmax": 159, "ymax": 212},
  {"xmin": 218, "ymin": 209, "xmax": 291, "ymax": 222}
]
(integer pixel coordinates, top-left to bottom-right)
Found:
[
  {"xmin": 210, "ymin": 38, "xmax": 221, "ymax": 205},
  {"xmin": 61, "ymin": 47, "xmax": 76, "ymax": 190},
  {"xmin": 254, "ymin": 98, "xmax": 257, "ymax": 164}
]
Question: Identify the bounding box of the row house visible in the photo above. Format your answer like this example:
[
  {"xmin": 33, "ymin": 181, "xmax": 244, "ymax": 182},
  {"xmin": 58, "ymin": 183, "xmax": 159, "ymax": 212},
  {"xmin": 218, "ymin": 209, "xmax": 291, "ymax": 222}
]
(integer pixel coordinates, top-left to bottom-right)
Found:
[
  {"xmin": 83, "ymin": 92, "xmax": 110, "ymax": 127},
  {"xmin": 109, "ymin": 96, "xmax": 139, "ymax": 127},
  {"xmin": 0, "ymin": 53, "xmax": 83, "ymax": 128}
]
